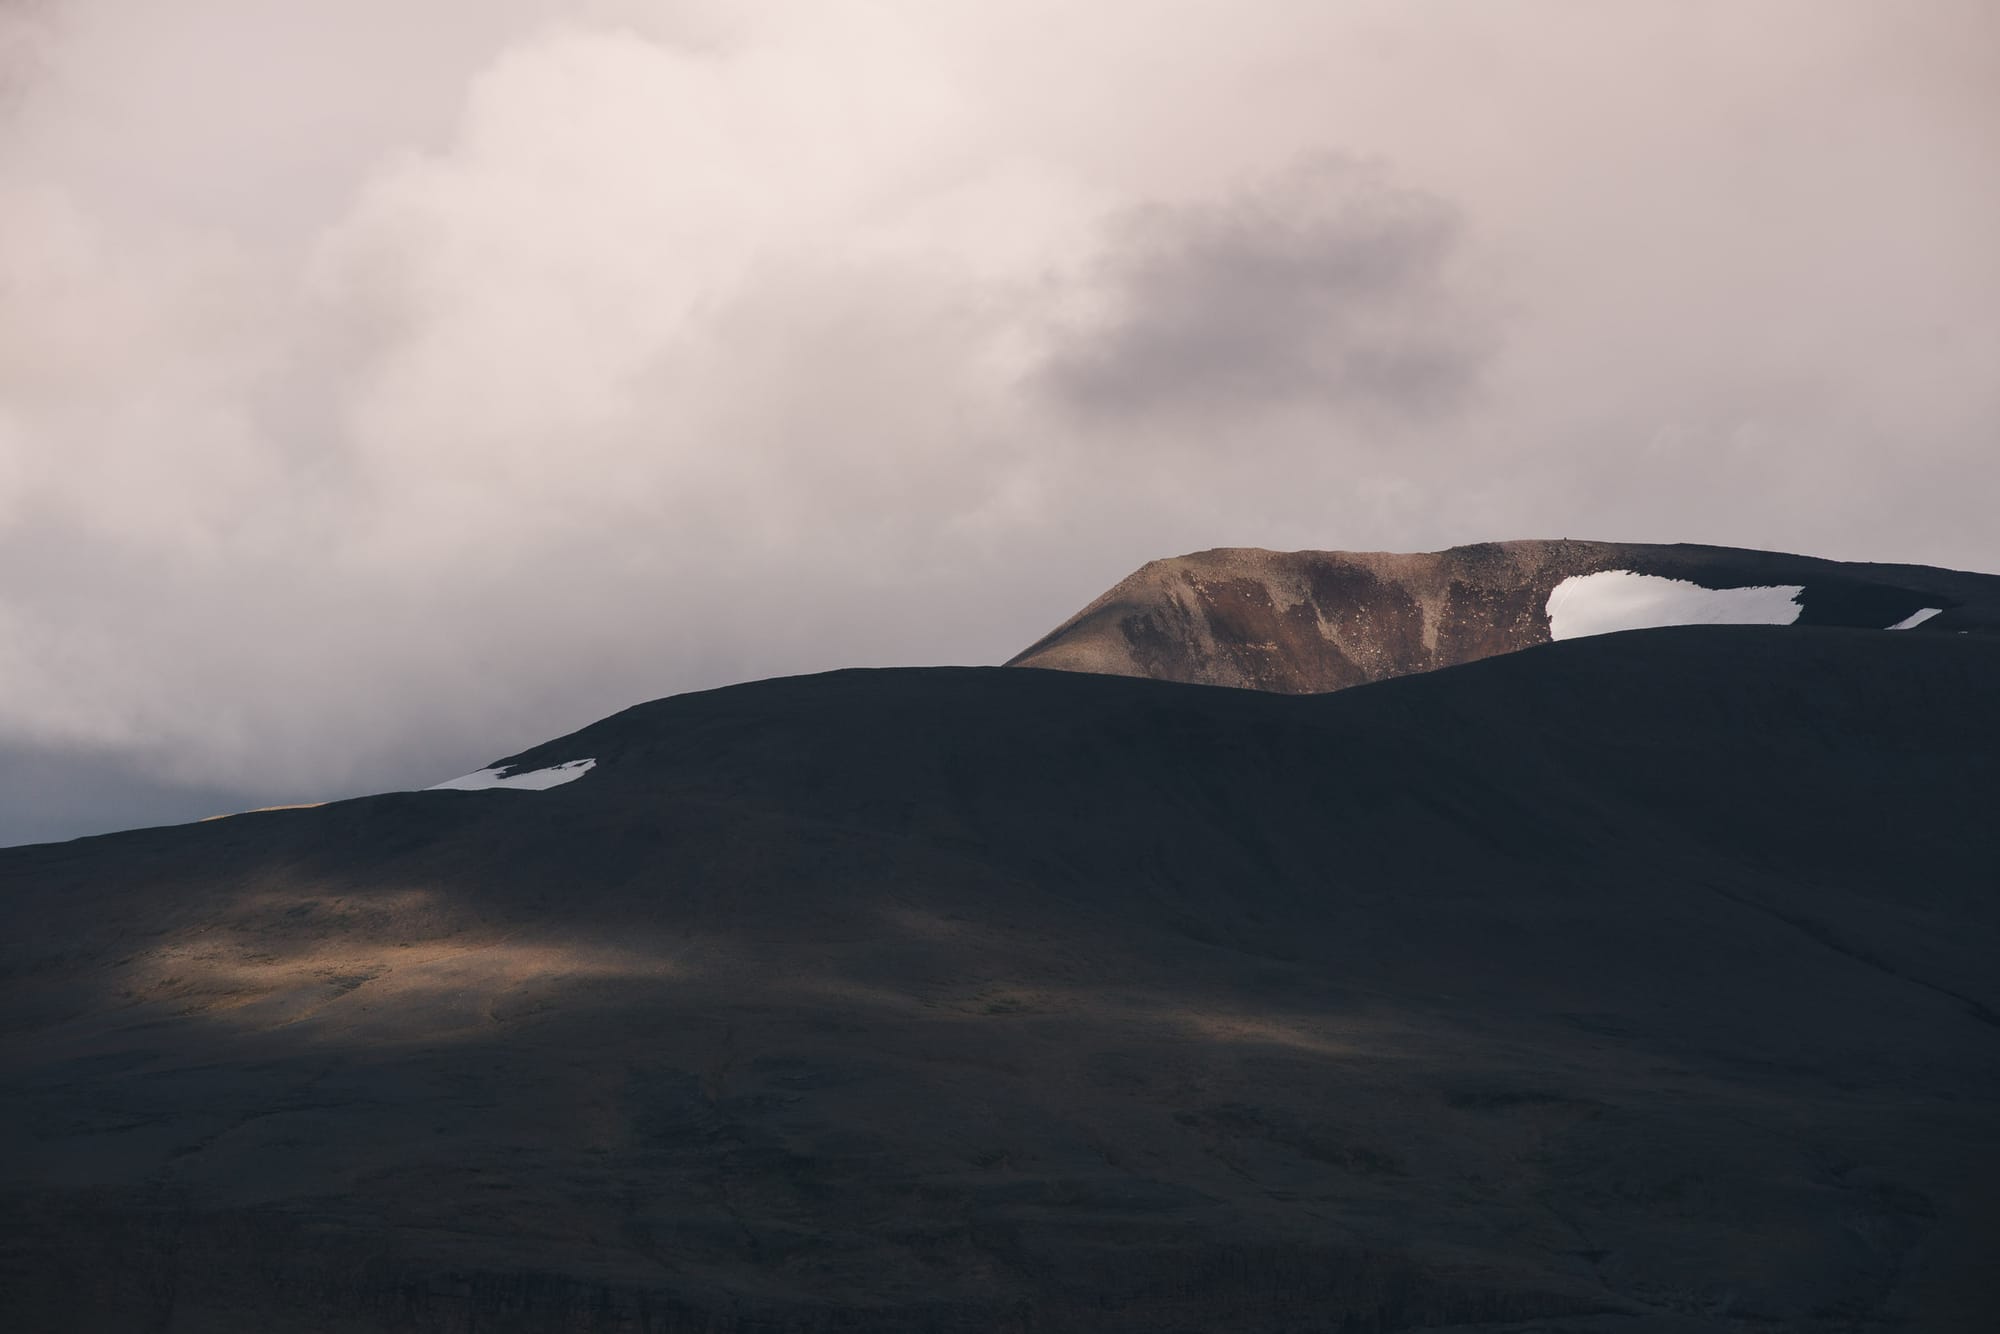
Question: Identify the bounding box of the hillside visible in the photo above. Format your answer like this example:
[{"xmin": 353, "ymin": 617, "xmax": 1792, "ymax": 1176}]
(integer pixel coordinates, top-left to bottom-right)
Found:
[{"xmin": 2, "ymin": 627, "xmax": 1997, "ymax": 1330}]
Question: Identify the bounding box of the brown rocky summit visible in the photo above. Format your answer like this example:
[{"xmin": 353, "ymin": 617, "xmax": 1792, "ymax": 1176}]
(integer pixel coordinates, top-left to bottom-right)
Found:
[{"xmin": 1008, "ymin": 538, "xmax": 2000, "ymax": 692}]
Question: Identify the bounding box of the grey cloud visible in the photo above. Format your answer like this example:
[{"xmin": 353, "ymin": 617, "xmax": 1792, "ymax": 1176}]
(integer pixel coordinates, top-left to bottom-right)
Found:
[
  {"xmin": 1042, "ymin": 158, "xmax": 1491, "ymax": 424},
  {"xmin": 0, "ymin": 1, "xmax": 50, "ymax": 112},
  {"xmin": 0, "ymin": 743, "xmax": 282, "ymax": 847}
]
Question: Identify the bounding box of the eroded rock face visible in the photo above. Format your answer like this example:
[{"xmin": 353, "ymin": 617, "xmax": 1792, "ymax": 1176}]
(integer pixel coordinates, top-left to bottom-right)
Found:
[{"xmin": 1008, "ymin": 540, "xmax": 2000, "ymax": 692}]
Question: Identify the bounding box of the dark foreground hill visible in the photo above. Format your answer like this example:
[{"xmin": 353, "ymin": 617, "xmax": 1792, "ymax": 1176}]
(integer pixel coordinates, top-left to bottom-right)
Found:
[
  {"xmin": 3, "ymin": 627, "xmax": 1998, "ymax": 1332},
  {"xmin": 1008, "ymin": 540, "xmax": 2000, "ymax": 692}
]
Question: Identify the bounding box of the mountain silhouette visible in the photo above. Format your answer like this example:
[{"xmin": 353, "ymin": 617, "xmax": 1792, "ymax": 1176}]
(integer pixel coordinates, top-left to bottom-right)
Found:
[{"xmin": 2, "ymin": 619, "xmax": 1996, "ymax": 1330}]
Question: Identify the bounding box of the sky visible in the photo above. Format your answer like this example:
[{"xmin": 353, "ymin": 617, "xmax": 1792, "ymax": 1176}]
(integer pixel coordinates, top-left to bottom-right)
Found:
[{"xmin": 2, "ymin": 0, "xmax": 1996, "ymax": 845}]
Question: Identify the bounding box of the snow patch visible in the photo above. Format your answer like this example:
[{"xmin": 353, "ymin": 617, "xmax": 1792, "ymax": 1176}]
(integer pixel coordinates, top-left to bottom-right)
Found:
[
  {"xmin": 1886, "ymin": 607, "xmax": 1942, "ymax": 630},
  {"xmin": 1545, "ymin": 571, "xmax": 1804, "ymax": 642},
  {"xmin": 428, "ymin": 758, "xmax": 596, "ymax": 791}
]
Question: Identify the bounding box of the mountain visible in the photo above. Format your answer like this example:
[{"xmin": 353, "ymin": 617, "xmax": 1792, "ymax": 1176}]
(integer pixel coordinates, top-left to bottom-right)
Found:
[
  {"xmin": 1007, "ymin": 540, "xmax": 2000, "ymax": 692},
  {"xmin": 3, "ymin": 624, "xmax": 1997, "ymax": 1331}
]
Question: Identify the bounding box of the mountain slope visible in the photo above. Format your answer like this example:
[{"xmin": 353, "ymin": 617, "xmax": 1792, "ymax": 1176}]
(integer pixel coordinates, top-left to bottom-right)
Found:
[
  {"xmin": 2, "ymin": 628, "xmax": 1998, "ymax": 1331},
  {"xmin": 1007, "ymin": 539, "xmax": 2000, "ymax": 692}
]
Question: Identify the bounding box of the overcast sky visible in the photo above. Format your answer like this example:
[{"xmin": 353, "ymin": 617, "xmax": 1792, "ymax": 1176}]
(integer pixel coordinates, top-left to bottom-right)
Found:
[{"xmin": 2, "ymin": 0, "xmax": 1996, "ymax": 844}]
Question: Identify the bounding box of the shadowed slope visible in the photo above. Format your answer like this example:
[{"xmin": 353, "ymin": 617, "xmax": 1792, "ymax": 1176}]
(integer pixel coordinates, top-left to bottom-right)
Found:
[
  {"xmin": 2, "ymin": 628, "xmax": 1997, "ymax": 1331},
  {"xmin": 1008, "ymin": 540, "xmax": 2000, "ymax": 692}
]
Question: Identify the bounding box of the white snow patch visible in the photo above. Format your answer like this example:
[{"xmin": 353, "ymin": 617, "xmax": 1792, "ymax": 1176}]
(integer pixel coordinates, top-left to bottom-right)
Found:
[
  {"xmin": 1545, "ymin": 570, "xmax": 1804, "ymax": 642},
  {"xmin": 1886, "ymin": 607, "xmax": 1942, "ymax": 630},
  {"xmin": 428, "ymin": 758, "xmax": 596, "ymax": 791}
]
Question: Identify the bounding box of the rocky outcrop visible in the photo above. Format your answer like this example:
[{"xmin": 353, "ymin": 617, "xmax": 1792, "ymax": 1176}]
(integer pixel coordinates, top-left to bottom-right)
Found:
[{"xmin": 1008, "ymin": 539, "xmax": 2000, "ymax": 691}]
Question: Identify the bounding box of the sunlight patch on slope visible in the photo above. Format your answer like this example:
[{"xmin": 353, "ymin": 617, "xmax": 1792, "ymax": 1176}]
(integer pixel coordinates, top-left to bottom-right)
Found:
[
  {"xmin": 1546, "ymin": 571, "xmax": 1804, "ymax": 642},
  {"xmin": 128, "ymin": 934, "xmax": 681, "ymax": 1041}
]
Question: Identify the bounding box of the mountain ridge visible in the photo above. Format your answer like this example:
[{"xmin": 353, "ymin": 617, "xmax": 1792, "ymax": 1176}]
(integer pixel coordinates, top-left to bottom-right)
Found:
[{"xmin": 1007, "ymin": 538, "xmax": 2000, "ymax": 693}]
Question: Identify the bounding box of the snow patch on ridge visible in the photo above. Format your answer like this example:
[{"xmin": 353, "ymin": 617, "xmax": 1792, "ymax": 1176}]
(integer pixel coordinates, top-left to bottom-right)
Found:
[
  {"xmin": 428, "ymin": 758, "xmax": 596, "ymax": 791},
  {"xmin": 1886, "ymin": 607, "xmax": 1942, "ymax": 630},
  {"xmin": 1546, "ymin": 571, "xmax": 1804, "ymax": 642}
]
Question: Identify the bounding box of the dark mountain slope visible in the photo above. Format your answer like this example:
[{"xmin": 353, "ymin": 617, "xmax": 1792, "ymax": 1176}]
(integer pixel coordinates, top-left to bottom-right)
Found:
[
  {"xmin": 2, "ymin": 627, "xmax": 1997, "ymax": 1331},
  {"xmin": 1008, "ymin": 540, "xmax": 2000, "ymax": 692}
]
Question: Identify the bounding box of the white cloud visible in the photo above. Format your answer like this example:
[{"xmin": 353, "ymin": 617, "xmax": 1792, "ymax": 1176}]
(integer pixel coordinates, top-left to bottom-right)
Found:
[{"xmin": 0, "ymin": 0, "xmax": 1994, "ymax": 830}]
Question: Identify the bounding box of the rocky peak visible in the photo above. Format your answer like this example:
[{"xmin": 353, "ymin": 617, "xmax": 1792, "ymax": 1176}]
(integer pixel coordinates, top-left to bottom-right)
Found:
[{"xmin": 1007, "ymin": 539, "xmax": 2000, "ymax": 692}]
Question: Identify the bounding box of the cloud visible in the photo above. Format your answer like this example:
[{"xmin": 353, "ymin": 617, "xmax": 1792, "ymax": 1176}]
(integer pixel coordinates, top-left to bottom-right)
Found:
[
  {"xmin": 0, "ymin": 1, "xmax": 52, "ymax": 108},
  {"xmin": 0, "ymin": 741, "xmax": 266, "ymax": 847},
  {"xmin": 0, "ymin": 1, "xmax": 1995, "ymax": 842},
  {"xmin": 0, "ymin": 4, "xmax": 1087, "ymax": 805},
  {"xmin": 1042, "ymin": 157, "xmax": 1489, "ymax": 426}
]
